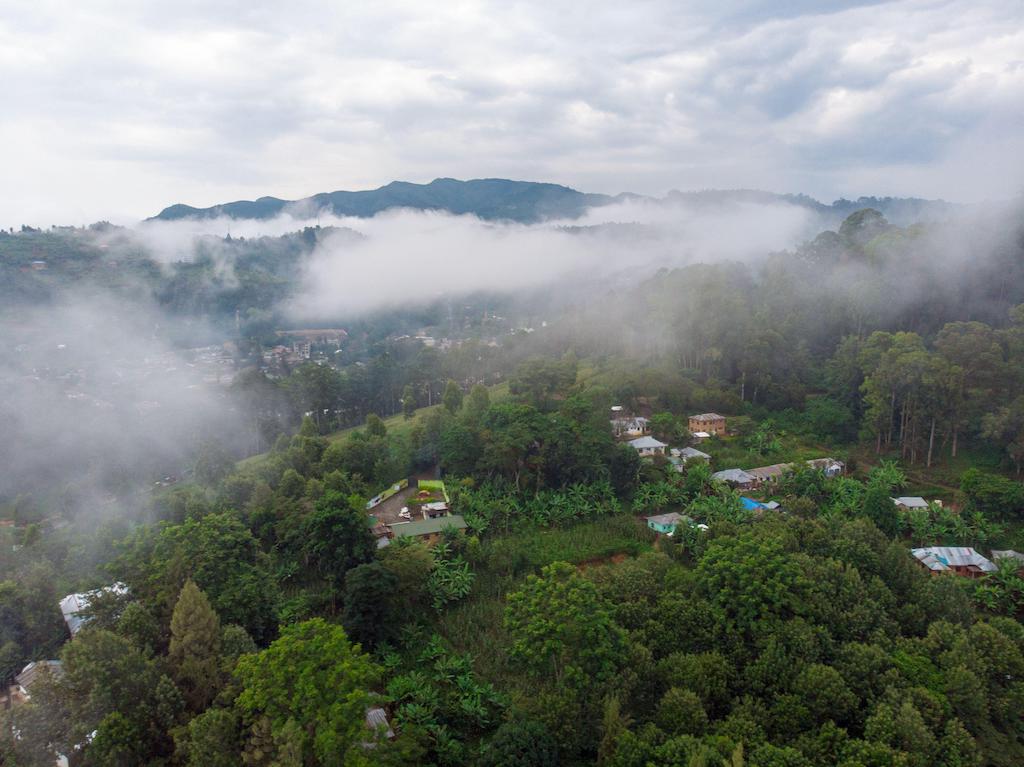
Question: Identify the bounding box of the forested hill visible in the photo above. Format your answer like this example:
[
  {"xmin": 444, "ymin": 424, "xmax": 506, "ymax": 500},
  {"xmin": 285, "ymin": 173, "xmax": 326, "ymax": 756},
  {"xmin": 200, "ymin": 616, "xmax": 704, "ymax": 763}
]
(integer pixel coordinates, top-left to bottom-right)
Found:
[
  {"xmin": 150, "ymin": 177, "xmax": 959, "ymax": 226},
  {"xmin": 150, "ymin": 178, "xmax": 617, "ymax": 224}
]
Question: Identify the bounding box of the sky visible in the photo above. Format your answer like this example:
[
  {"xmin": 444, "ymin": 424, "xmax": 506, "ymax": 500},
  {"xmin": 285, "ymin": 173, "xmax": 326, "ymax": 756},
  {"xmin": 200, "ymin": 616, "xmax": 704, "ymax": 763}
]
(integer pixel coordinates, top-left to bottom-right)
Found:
[{"xmin": 1, "ymin": 0, "xmax": 1022, "ymax": 226}]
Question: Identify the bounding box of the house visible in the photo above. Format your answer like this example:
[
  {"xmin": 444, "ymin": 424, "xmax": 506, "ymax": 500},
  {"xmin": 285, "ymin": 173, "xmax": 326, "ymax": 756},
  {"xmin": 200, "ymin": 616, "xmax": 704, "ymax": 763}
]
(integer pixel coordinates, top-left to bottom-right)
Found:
[
  {"xmin": 911, "ymin": 547, "xmax": 997, "ymax": 578},
  {"xmin": 388, "ymin": 514, "xmax": 468, "ymax": 545},
  {"xmin": 4, "ymin": 660, "xmax": 62, "ymax": 706},
  {"xmin": 646, "ymin": 512, "xmax": 688, "ymax": 535},
  {"xmin": 628, "ymin": 436, "xmax": 668, "ymax": 457},
  {"xmin": 691, "ymin": 431, "xmax": 711, "ymax": 442},
  {"xmin": 59, "ymin": 583, "xmax": 129, "ymax": 637},
  {"xmin": 747, "ymin": 463, "xmax": 791, "ymax": 486},
  {"xmin": 667, "ymin": 447, "xmax": 711, "ymax": 473},
  {"xmin": 712, "ymin": 468, "xmax": 757, "ymax": 490},
  {"xmin": 893, "ymin": 497, "xmax": 930, "ymax": 510},
  {"xmin": 611, "ymin": 412, "xmax": 650, "ymax": 438},
  {"xmin": 688, "ymin": 413, "xmax": 726, "ymax": 437},
  {"xmin": 673, "ymin": 447, "xmax": 711, "ymax": 463},
  {"xmin": 806, "ymin": 458, "xmax": 845, "ymax": 477}
]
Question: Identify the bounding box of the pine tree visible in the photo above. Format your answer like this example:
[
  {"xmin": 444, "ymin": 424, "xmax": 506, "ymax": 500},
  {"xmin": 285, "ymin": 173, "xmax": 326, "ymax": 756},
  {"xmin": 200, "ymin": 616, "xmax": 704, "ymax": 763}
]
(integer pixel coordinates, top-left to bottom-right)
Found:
[{"xmin": 169, "ymin": 580, "xmax": 223, "ymax": 711}]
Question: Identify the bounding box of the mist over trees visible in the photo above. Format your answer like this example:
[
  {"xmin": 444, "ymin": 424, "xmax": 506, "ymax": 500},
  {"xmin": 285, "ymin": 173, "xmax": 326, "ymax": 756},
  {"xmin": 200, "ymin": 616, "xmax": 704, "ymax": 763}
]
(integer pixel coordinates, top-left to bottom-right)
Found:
[{"xmin": 3, "ymin": 193, "xmax": 1024, "ymax": 766}]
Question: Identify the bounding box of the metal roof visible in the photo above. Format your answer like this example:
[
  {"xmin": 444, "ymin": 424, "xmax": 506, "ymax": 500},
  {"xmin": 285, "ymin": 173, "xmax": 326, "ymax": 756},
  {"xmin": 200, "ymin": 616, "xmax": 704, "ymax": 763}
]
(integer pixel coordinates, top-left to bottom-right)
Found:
[
  {"xmin": 911, "ymin": 547, "xmax": 996, "ymax": 573},
  {"xmin": 992, "ymin": 549, "xmax": 1024, "ymax": 564},
  {"xmin": 389, "ymin": 514, "xmax": 467, "ymax": 537},
  {"xmin": 893, "ymin": 496, "xmax": 929, "ymax": 508},
  {"xmin": 645, "ymin": 512, "xmax": 686, "ymax": 526},
  {"xmin": 689, "ymin": 413, "xmax": 725, "ymax": 421},
  {"xmin": 713, "ymin": 468, "xmax": 756, "ymax": 483},
  {"xmin": 678, "ymin": 447, "xmax": 711, "ymax": 459},
  {"xmin": 59, "ymin": 583, "xmax": 129, "ymax": 636},
  {"xmin": 628, "ymin": 436, "xmax": 668, "ymax": 449}
]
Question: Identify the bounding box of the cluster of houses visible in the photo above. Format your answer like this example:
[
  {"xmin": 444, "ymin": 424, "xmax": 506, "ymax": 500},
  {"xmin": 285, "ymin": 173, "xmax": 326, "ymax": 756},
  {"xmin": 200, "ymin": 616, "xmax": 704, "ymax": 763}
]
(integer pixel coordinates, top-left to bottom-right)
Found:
[
  {"xmin": 611, "ymin": 408, "xmax": 721, "ymax": 472},
  {"xmin": 711, "ymin": 457, "xmax": 846, "ymax": 491}
]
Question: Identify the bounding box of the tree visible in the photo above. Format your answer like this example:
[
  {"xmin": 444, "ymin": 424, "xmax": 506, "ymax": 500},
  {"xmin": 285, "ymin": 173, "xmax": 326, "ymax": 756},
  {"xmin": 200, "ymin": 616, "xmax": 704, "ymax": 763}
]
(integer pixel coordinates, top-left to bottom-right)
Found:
[
  {"xmin": 176, "ymin": 707, "xmax": 245, "ymax": 767},
  {"xmin": 862, "ymin": 480, "xmax": 900, "ymax": 538},
  {"xmin": 365, "ymin": 413, "xmax": 387, "ymax": 438},
  {"xmin": 465, "ymin": 384, "xmax": 491, "ymax": 423},
  {"xmin": 401, "ymin": 384, "xmax": 416, "ymax": 419},
  {"xmin": 193, "ymin": 439, "xmax": 236, "ymax": 486},
  {"xmin": 479, "ymin": 719, "xmax": 559, "ymax": 767},
  {"xmin": 302, "ymin": 491, "xmax": 377, "ymax": 606},
  {"xmin": 49, "ymin": 629, "xmax": 181, "ymax": 763},
  {"xmin": 696, "ymin": 535, "xmax": 805, "ymax": 638},
  {"xmin": 169, "ymin": 580, "xmax": 223, "ymax": 711},
  {"xmin": 113, "ymin": 512, "xmax": 279, "ymax": 643},
  {"xmin": 655, "ymin": 687, "xmax": 708, "ymax": 736},
  {"xmin": 443, "ymin": 379, "xmax": 464, "ymax": 414},
  {"xmin": 505, "ymin": 561, "xmax": 626, "ymax": 690},
  {"xmin": 235, "ymin": 619, "xmax": 380, "ymax": 767},
  {"xmin": 379, "ymin": 541, "xmax": 434, "ymax": 618},
  {"xmin": 341, "ymin": 562, "xmax": 398, "ymax": 648},
  {"xmin": 650, "ymin": 412, "xmax": 687, "ymax": 443}
]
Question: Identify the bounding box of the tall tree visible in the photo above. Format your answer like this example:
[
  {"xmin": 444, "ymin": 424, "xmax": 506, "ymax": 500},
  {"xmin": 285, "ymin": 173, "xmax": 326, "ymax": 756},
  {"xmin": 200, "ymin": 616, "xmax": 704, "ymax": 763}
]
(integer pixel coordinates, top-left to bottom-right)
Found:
[
  {"xmin": 169, "ymin": 580, "xmax": 223, "ymax": 711},
  {"xmin": 443, "ymin": 379, "xmax": 464, "ymax": 414}
]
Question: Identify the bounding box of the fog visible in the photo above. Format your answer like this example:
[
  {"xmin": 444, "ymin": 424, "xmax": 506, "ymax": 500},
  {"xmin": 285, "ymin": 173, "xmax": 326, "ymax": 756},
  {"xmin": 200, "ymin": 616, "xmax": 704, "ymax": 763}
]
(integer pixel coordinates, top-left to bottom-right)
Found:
[
  {"xmin": 3, "ymin": 188, "xmax": 1021, "ymax": 520},
  {"xmin": 0, "ymin": 292, "xmax": 251, "ymax": 519},
  {"xmin": 123, "ymin": 196, "xmax": 817, "ymax": 319}
]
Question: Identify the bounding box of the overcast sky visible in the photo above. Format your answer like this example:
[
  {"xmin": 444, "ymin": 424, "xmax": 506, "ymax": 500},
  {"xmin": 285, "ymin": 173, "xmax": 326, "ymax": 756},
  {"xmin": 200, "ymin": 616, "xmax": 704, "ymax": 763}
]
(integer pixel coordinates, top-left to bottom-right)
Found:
[{"xmin": 1, "ymin": 0, "xmax": 1022, "ymax": 226}]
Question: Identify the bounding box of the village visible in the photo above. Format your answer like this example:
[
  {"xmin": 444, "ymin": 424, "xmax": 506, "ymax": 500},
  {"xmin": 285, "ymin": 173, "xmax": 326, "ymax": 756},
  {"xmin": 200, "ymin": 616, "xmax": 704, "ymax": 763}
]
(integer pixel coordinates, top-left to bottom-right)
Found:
[{"xmin": 611, "ymin": 407, "xmax": 1024, "ymax": 582}]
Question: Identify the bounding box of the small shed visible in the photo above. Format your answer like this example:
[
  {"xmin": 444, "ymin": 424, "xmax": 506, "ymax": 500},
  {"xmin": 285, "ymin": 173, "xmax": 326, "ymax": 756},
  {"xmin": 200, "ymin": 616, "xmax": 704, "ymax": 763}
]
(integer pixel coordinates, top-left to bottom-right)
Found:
[{"xmin": 646, "ymin": 512, "xmax": 687, "ymax": 535}]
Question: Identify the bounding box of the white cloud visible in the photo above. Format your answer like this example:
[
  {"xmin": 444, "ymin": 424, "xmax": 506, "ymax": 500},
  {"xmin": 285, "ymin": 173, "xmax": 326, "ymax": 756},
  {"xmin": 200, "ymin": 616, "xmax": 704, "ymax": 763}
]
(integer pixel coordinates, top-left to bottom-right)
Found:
[{"xmin": 0, "ymin": 0, "xmax": 1021, "ymax": 226}]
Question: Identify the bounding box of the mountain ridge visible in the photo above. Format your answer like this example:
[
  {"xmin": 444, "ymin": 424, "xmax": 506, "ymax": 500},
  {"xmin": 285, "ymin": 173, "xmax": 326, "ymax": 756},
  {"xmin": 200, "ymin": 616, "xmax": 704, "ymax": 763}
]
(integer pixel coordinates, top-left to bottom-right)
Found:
[{"xmin": 150, "ymin": 177, "xmax": 959, "ymax": 226}]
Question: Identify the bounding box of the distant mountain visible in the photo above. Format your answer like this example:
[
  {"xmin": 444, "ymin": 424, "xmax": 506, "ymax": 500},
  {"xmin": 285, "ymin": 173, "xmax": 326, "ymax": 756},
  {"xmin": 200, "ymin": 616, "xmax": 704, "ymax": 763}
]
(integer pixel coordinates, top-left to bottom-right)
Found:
[
  {"xmin": 151, "ymin": 178, "xmax": 616, "ymax": 224},
  {"xmin": 151, "ymin": 178, "xmax": 959, "ymax": 228}
]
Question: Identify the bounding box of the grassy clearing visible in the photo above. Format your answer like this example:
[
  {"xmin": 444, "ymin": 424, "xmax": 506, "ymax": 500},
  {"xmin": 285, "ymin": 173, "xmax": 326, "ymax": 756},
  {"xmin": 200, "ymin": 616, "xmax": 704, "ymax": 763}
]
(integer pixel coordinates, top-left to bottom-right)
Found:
[
  {"xmin": 236, "ymin": 381, "xmax": 511, "ymax": 471},
  {"xmin": 702, "ymin": 431, "xmax": 846, "ymax": 474},
  {"xmin": 478, "ymin": 514, "xmax": 655, "ymax": 569}
]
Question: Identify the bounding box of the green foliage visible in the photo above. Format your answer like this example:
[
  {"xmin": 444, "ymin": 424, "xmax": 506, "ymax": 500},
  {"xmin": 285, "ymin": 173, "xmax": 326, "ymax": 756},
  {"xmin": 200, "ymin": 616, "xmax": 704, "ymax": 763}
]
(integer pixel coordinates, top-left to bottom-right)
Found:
[
  {"xmin": 505, "ymin": 561, "xmax": 627, "ymax": 690},
  {"xmin": 341, "ymin": 562, "xmax": 399, "ymax": 648},
  {"xmin": 443, "ymin": 380, "xmax": 464, "ymax": 414},
  {"xmin": 697, "ymin": 535, "xmax": 806, "ymax": 637},
  {"xmin": 113, "ymin": 511, "xmax": 279, "ymax": 643},
  {"xmin": 235, "ymin": 619, "xmax": 380, "ymax": 767},
  {"xmin": 479, "ymin": 718, "xmax": 558, "ymax": 767}
]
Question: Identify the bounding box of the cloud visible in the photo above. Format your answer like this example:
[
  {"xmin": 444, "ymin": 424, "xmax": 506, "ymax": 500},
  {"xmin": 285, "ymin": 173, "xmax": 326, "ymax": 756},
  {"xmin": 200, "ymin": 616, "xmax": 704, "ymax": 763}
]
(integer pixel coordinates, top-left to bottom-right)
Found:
[
  {"xmin": 279, "ymin": 197, "xmax": 815, "ymax": 318},
  {"xmin": 0, "ymin": 292, "xmax": 252, "ymax": 514},
  {"xmin": 0, "ymin": 0, "xmax": 1022, "ymax": 226}
]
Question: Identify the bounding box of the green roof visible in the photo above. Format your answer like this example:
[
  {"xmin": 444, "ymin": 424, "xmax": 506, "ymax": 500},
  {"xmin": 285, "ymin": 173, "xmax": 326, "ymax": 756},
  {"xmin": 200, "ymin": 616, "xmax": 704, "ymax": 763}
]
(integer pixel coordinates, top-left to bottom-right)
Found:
[{"xmin": 389, "ymin": 514, "xmax": 467, "ymax": 538}]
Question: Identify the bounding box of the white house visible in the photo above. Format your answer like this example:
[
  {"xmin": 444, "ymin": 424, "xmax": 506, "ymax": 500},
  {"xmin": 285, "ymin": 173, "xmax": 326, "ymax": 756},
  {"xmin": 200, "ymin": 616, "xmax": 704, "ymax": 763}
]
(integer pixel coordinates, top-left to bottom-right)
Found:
[{"xmin": 628, "ymin": 436, "xmax": 668, "ymax": 457}]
